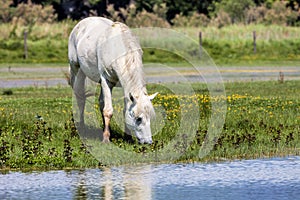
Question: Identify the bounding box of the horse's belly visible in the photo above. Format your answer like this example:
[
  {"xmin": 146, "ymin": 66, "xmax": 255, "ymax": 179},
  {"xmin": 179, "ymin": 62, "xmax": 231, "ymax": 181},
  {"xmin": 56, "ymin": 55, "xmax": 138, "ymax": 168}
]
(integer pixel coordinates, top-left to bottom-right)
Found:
[
  {"xmin": 81, "ymin": 63, "xmax": 101, "ymax": 83},
  {"xmin": 77, "ymin": 46, "xmax": 101, "ymax": 82}
]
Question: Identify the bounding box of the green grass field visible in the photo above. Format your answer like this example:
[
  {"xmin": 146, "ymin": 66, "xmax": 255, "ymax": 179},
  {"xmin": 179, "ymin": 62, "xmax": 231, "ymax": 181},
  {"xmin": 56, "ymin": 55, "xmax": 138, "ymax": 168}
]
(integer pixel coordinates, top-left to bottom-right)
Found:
[
  {"xmin": 1, "ymin": 80, "xmax": 299, "ymax": 169},
  {"xmin": 1, "ymin": 22, "xmax": 300, "ymax": 66},
  {"xmin": 1, "ymin": 22, "xmax": 299, "ymax": 169}
]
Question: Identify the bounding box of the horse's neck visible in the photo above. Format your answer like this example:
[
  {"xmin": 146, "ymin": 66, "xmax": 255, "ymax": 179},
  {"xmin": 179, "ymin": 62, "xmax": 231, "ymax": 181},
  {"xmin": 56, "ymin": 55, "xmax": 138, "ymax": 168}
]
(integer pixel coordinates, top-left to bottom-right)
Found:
[
  {"xmin": 122, "ymin": 79, "xmax": 146, "ymax": 100},
  {"xmin": 115, "ymin": 53, "xmax": 146, "ymax": 99}
]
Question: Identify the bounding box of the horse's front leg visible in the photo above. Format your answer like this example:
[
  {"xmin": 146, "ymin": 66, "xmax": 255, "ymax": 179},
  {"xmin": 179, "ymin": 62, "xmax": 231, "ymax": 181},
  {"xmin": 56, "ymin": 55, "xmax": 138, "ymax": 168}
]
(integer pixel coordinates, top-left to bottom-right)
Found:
[
  {"xmin": 123, "ymin": 98, "xmax": 133, "ymax": 142},
  {"xmin": 99, "ymin": 77, "xmax": 114, "ymax": 143}
]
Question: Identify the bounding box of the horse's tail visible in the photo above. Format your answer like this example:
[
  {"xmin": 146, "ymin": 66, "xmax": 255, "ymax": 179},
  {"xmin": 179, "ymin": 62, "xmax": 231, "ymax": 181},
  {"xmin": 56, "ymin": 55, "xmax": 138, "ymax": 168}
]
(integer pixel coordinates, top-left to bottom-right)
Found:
[
  {"xmin": 68, "ymin": 25, "xmax": 80, "ymax": 88},
  {"xmin": 69, "ymin": 63, "xmax": 79, "ymax": 88},
  {"xmin": 69, "ymin": 65, "xmax": 74, "ymax": 87}
]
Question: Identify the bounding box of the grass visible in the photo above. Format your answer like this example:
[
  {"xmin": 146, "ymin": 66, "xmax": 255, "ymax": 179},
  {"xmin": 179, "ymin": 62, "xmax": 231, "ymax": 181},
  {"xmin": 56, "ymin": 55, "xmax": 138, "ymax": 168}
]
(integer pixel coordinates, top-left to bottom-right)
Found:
[
  {"xmin": 0, "ymin": 80, "xmax": 299, "ymax": 169},
  {"xmin": 0, "ymin": 22, "xmax": 300, "ymax": 65},
  {"xmin": 175, "ymin": 24, "xmax": 300, "ymax": 66}
]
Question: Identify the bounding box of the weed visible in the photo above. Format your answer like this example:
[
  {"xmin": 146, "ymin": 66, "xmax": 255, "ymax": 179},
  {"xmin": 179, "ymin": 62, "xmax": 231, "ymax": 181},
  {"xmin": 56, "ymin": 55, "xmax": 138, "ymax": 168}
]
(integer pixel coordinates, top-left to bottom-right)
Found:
[
  {"xmin": 0, "ymin": 140, "xmax": 10, "ymax": 167},
  {"xmin": 21, "ymin": 130, "xmax": 43, "ymax": 165},
  {"xmin": 63, "ymin": 139, "xmax": 73, "ymax": 163},
  {"xmin": 0, "ymin": 81, "xmax": 299, "ymax": 169},
  {"xmin": 2, "ymin": 89, "xmax": 13, "ymax": 95}
]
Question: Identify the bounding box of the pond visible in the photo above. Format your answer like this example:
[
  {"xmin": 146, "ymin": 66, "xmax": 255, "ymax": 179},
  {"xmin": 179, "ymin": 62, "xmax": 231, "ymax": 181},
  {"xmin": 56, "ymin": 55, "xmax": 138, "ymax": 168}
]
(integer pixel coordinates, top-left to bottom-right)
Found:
[{"xmin": 1, "ymin": 156, "xmax": 300, "ymax": 200}]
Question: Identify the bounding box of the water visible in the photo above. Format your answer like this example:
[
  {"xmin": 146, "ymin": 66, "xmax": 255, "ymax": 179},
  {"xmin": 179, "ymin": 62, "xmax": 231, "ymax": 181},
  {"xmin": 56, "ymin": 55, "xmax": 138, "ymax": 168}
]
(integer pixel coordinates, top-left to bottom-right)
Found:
[{"xmin": 1, "ymin": 156, "xmax": 300, "ymax": 200}]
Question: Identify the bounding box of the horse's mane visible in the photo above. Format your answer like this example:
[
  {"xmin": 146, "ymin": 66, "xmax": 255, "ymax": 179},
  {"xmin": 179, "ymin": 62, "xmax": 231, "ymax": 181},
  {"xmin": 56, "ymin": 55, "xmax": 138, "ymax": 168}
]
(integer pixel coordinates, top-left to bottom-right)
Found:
[{"xmin": 115, "ymin": 23, "xmax": 155, "ymax": 118}]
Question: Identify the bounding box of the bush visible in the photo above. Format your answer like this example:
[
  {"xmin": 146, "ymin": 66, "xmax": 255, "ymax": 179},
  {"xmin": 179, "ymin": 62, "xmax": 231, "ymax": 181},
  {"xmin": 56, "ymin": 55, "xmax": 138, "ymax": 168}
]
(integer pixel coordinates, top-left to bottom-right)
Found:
[
  {"xmin": 246, "ymin": 5, "xmax": 268, "ymax": 24},
  {"xmin": 0, "ymin": 0, "xmax": 56, "ymax": 25},
  {"xmin": 172, "ymin": 12, "xmax": 210, "ymax": 27},
  {"xmin": 213, "ymin": 0, "xmax": 255, "ymax": 23},
  {"xmin": 0, "ymin": 0, "xmax": 57, "ymax": 39},
  {"xmin": 0, "ymin": 0, "xmax": 13, "ymax": 23},
  {"xmin": 209, "ymin": 10, "xmax": 231, "ymax": 28},
  {"xmin": 265, "ymin": 1, "xmax": 298, "ymax": 26},
  {"xmin": 14, "ymin": 1, "xmax": 57, "ymax": 25},
  {"xmin": 106, "ymin": 3, "xmax": 170, "ymax": 28},
  {"xmin": 245, "ymin": 2, "xmax": 298, "ymax": 26}
]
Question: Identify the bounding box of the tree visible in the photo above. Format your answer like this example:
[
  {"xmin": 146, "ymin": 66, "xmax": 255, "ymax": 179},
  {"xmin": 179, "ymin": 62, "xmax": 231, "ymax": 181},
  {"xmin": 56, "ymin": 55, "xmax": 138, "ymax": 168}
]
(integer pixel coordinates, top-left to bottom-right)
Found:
[
  {"xmin": 214, "ymin": 0, "xmax": 255, "ymax": 23},
  {"xmin": 134, "ymin": 0, "xmax": 215, "ymax": 24}
]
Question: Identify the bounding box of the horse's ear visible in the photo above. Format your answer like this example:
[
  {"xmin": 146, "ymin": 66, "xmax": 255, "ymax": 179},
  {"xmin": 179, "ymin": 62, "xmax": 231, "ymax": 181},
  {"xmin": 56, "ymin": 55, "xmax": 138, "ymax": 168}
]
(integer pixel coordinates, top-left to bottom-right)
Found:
[{"xmin": 149, "ymin": 92, "xmax": 158, "ymax": 101}]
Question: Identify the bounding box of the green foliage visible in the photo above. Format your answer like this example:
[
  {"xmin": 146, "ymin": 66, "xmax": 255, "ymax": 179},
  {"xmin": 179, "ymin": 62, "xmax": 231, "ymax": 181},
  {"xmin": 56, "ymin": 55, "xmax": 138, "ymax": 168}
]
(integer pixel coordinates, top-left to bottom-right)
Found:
[
  {"xmin": 213, "ymin": 0, "xmax": 255, "ymax": 23},
  {"xmin": 0, "ymin": 37, "xmax": 68, "ymax": 63},
  {"xmin": 1, "ymin": 0, "xmax": 300, "ymax": 27},
  {"xmin": 209, "ymin": 9, "xmax": 232, "ymax": 28},
  {"xmin": 0, "ymin": 81, "xmax": 300, "ymax": 168},
  {"xmin": 134, "ymin": 0, "xmax": 204, "ymax": 22},
  {"xmin": 246, "ymin": 1, "xmax": 299, "ymax": 25},
  {"xmin": 88, "ymin": 0, "xmax": 102, "ymax": 6},
  {"xmin": 265, "ymin": 1, "xmax": 298, "ymax": 25},
  {"xmin": 0, "ymin": 88, "xmax": 99, "ymax": 169},
  {"xmin": 0, "ymin": 0, "xmax": 300, "ymax": 28},
  {"xmin": 0, "ymin": 0, "xmax": 14, "ymax": 23},
  {"xmin": 1, "ymin": 23, "xmax": 300, "ymax": 65},
  {"xmin": 172, "ymin": 12, "xmax": 210, "ymax": 27},
  {"xmin": 0, "ymin": 22, "xmax": 299, "ymax": 66},
  {"xmin": 0, "ymin": 0, "xmax": 57, "ymax": 24},
  {"xmin": 106, "ymin": 3, "xmax": 170, "ymax": 28}
]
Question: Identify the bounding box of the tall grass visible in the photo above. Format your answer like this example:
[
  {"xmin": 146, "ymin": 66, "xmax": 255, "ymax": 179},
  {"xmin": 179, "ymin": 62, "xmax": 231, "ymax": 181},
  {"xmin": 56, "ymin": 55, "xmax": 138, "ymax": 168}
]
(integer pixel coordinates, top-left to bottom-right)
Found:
[
  {"xmin": 176, "ymin": 24, "xmax": 300, "ymax": 42},
  {"xmin": 0, "ymin": 22, "xmax": 300, "ymax": 65}
]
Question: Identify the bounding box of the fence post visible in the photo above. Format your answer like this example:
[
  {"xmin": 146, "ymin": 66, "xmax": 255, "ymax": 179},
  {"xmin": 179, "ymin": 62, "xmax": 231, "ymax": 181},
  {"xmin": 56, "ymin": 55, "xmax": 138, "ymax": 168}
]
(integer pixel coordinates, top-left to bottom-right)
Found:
[
  {"xmin": 199, "ymin": 31, "xmax": 202, "ymax": 57},
  {"xmin": 24, "ymin": 30, "xmax": 28, "ymax": 59},
  {"xmin": 253, "ymin": 31, "xmax": 256, "ymax": 54}
]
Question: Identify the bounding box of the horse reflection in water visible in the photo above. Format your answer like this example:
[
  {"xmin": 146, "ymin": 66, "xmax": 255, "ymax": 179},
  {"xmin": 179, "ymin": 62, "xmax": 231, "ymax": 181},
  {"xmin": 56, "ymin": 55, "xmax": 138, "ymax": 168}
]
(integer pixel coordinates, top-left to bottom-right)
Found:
[
  {"xmin": 74, "ymin": 166, "xmax": 152, "ymax": 199},
  {"xmin": 102, "ymin": 166, "xmax": 152, "ymax": 200},
  {"xmin": 68, "ymin": 17, "xmax": 157, "ymax": 144}
]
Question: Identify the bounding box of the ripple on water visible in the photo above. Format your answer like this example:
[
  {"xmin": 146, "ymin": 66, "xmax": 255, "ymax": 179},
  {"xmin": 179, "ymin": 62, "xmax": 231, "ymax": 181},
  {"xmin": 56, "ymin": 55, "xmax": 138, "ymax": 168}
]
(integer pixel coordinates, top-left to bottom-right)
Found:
[{"xmin": 0, "ymin": 156, "xmax": 300, "ymax": 200}]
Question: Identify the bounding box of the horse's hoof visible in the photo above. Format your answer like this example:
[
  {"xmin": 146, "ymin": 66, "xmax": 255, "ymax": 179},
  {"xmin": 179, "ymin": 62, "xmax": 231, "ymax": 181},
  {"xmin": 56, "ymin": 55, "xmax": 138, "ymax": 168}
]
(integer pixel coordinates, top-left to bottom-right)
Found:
[{"xmin": 102, "ymin": 138, "xmax": 110, "ymax": 143}]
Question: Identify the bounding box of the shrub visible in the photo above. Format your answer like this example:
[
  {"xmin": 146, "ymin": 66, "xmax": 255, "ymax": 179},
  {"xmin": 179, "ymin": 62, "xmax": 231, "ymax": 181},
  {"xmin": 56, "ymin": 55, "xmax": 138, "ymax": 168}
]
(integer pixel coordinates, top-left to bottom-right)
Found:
[
  {"xmin": 172, "ymin": 12, "xmax": 210, "ymax": 27},
  {"xmin": 2, "ymin": 89, "xmax": 13, "ymax": 95},
  {"xmin": 213, "ymin": 0, "xmax": 255, "ymax": 23},
  {"xmin": 171, "ymin": 13, "xmax": 190, "ymax": 27},
  {"xmin": 14, "ymin": 1, "xmax": 57, "ymax": 25},
  {"xmin": 106, "ymin": 3, "xmax": 170, "ymax": 28},
  {"xmin": 265, "ymin": 1, "xmax": 298, "ymax": 26},
  {"xmin": 126, "ymin": 10, "xmax": 170, "ymax": 28},
  {"xmin": 245, "ymin": 2, "xmax": 299, "ymax": 26},
  {"xmin": 210, "ymin": 10, "xmax": 231, "ymax": 28},
  {"xmin": 0, "ymin": 0, "xmax": 57, "ymax": 38},
  {"xmin": 0, "ymin": 0, "xmax": 56, "ymax": 25},
  {"xmin": 0, "ymin": 0, "xmax": 14, "ymax": 23},
  {"xmin": 245, "ymin": 5, "xmax": 268, "ymax": 24}
]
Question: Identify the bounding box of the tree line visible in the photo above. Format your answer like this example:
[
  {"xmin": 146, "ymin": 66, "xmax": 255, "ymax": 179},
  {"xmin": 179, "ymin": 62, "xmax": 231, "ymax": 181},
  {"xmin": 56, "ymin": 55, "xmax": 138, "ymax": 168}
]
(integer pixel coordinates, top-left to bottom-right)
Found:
[{"xmin": 1, "ymin": 0, "xmax": 300, "ymax": 27}]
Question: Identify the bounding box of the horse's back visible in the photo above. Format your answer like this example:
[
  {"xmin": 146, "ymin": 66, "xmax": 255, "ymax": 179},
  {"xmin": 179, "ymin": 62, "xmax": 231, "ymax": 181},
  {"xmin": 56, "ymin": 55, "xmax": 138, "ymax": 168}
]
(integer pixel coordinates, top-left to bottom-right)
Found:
[
  {"xmin": 68, "ymin": 17, "xmax": 139, "ymax": 84},
  {"xmin": 69, "ymin": 17, "xmax": 113, "ymax": 42},
  {"xmin": 69, "ymin": 17, "xmax": 114, "ymax": 60},
  {"xmin": 68, "ymin": 17, "xmax": 115, "ymax": 82}
]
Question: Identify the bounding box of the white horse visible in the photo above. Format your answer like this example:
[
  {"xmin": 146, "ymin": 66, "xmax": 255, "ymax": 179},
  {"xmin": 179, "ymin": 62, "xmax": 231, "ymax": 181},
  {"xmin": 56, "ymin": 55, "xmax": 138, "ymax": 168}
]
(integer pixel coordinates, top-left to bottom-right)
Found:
[{"xmin": 68, "ymin": 17, "xmax": 157, "ymax": 144}]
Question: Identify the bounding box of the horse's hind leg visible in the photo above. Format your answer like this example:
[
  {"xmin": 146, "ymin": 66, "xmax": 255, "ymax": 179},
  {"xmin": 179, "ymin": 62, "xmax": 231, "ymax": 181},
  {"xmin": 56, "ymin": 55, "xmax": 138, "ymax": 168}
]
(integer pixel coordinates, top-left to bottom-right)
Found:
[
  {"xmin": 73, "ymin": 68, "xmax": 86, "ymax": 129},
  {"xmin": 99, "ymin": 77, "xmax": 114, "ymax": 143}
]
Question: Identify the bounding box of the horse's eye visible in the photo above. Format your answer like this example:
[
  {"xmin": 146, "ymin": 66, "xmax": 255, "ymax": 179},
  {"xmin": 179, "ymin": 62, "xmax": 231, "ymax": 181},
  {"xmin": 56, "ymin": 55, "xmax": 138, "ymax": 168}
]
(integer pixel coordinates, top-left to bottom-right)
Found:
[{"xmin": 136, "ymin": 117, "xmax": 142, "ymax": 125}]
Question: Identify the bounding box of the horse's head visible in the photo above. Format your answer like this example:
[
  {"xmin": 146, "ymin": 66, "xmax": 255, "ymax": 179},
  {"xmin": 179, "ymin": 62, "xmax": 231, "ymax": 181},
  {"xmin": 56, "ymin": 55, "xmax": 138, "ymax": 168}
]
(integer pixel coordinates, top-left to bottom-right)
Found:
[{"xmin": 125, "ymin": 92, "xmax": 158, "ymax": 144}]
